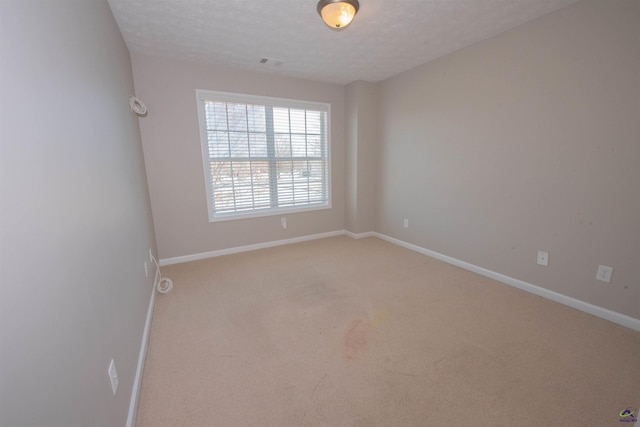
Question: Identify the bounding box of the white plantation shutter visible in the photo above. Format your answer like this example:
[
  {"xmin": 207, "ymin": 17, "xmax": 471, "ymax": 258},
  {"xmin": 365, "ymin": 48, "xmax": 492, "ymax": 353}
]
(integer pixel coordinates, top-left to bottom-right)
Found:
[{"xmin": 196, "ymin": 90, "xmax": 331, "ymax": 221}]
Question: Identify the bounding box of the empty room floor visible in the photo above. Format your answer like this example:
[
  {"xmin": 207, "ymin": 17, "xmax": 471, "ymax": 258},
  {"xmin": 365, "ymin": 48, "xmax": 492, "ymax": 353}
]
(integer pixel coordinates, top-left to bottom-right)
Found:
[{"xmin": 136, "ymin": 236, "xmax": 640, "ymax": 426}]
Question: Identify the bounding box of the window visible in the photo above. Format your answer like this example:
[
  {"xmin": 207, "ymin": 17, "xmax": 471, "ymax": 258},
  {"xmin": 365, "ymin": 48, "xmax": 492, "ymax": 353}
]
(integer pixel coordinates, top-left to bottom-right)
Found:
[{"xmin": 196, "ymin": 90, "xmax": 331, "ymax": 221}]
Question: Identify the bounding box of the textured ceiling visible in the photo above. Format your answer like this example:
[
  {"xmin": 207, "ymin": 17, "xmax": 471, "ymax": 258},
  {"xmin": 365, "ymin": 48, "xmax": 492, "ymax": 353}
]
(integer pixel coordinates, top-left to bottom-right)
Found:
[{"xmin": 107, "ymin": 0, "xmax": 582, "ymax": 85}]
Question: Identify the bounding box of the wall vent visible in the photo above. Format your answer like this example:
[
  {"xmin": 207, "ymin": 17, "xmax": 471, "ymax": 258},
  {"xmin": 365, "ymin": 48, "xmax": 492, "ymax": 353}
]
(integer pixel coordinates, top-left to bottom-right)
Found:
[{"xmin": 259, "ymin": 57, "xmax": 284, "ymax": 68}]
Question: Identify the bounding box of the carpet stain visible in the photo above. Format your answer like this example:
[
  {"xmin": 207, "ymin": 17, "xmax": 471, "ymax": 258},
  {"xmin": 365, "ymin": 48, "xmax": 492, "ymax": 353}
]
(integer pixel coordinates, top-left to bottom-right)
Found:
[
  {"xmin": 344, "ymin": 319, "xmax": 370, "ymax": 360},
  {"xmin": 372, "ymin": 309, "xmax": 389, "ymax": 327},
  {"xmin": 343, "ymin": 309, "xmax": 390, "ymax": 360}
]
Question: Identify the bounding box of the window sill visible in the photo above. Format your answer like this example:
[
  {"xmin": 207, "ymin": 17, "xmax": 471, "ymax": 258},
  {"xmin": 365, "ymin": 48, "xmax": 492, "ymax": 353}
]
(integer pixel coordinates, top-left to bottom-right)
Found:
[{"xmin": 208, "ymin": 203, "xmax": 331, "ymax": 222}]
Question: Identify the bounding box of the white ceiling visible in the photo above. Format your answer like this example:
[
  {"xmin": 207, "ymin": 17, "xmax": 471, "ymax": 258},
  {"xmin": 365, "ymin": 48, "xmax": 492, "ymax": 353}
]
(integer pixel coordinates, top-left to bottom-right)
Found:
[{"xmin": 108, "ymin": 0, "xmax": 582, "ymax": 85}]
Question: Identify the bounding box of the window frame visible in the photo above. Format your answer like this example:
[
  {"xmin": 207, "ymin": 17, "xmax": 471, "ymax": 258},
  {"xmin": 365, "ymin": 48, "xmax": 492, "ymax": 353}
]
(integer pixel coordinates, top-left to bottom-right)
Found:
[{"xmin": 196, "ymin": 89, "xmax": 332, "ymax": 222}]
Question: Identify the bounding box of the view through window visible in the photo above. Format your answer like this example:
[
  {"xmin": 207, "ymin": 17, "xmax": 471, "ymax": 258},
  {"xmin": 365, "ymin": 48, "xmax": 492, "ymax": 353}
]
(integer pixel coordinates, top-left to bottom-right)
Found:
[{"xmin": 196, "ymin": 90, "xmax": 331, "ymax": 221}]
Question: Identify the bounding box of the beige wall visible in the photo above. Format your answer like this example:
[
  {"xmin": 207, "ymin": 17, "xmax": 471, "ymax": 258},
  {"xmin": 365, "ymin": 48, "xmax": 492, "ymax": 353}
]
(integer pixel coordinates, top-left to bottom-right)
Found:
[
  {"xmin": 131, "ymin": 55, "xmax": 346, "ymax": 260},
  {"xmin": 375, "ymin": 0, "xmax": 640, "ymax": 319},
  {"xmin": 0, "ymin": 1, "xmax": 157, "ymax": 425},
  {"xmin": 345, "ymin": 84, "xmax": 359, "ymax": 232},
  {"xmin": 345, "ymin": 81, "xmax": 378, "ymax": 234}
]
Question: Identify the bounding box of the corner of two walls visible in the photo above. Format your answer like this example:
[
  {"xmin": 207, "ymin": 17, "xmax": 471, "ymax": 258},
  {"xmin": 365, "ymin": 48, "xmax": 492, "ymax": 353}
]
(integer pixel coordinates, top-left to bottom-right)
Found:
[{"xmin": 345, "ymin": 81, "xmax": 379, "ymax": 235}]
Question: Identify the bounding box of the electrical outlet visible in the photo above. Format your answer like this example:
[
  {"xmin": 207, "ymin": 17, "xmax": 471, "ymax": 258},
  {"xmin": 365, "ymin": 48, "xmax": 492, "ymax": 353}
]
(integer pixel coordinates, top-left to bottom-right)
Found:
[
  {"xmin": 108, "ymin": 359, "xmax": 118, "ymax": 396},
  {"xmin": 281, "ymin": 217, "xmax": 287, "ymax": 229},
  {"xmin": 537, "ymin": 251, "xmax": 549, "ymax": 266},
  {"xmin": 144, "ymin": 261, "xmax": 148, "ymax": 278},
  {"xmin": 596, "ymin": 265, "xmax": 613, "ymax": 283},
  {"xmin": 403, "ymin": 218, "xmax": 409, "ymax": 228}
]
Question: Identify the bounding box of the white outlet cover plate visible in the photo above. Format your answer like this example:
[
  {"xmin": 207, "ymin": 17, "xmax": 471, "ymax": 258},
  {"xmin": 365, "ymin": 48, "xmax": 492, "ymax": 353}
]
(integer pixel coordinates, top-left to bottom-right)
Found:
[
  {"xmin": 596, "ymin": 265, "xmax": 613, "ymax": 283},
  {"xmin": 537, "ymin": 251, "xmax": 549, "ymax": 266}
]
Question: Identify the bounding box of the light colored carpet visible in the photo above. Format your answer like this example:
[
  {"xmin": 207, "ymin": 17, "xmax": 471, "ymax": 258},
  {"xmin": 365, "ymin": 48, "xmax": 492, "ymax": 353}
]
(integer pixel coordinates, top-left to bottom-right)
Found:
[{"xmin": 136, "ymin": 236, "xmax": 640, "ymax": 426}]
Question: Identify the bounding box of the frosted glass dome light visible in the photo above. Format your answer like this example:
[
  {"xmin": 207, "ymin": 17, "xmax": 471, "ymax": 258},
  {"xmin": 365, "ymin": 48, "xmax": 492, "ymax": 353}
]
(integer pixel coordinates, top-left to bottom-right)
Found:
[{"xmin": 317, "ymin": 0, "xmax": 359, "ymax": 30}]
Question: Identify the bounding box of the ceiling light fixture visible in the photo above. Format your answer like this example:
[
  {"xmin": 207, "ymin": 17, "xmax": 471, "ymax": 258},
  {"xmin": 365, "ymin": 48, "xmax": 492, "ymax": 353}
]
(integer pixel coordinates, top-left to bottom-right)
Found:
[{"xmin": 317, "ymin": 0, "xmax": 359, "ymax": 30}]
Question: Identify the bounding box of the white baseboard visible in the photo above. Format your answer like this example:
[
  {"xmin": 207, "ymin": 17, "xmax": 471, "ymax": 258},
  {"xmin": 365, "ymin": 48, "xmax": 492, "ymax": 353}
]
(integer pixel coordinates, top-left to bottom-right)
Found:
[
  {"xmin": 156, "ymin": 229, "xmax": 639, "ymax": 331},
  {"xmin": 126, "ymin": 272, "xmax": 158, "ymax": 427},
  {"xmin": 159, "ymin": 230, "xmax": 346, "ymax": 266},
  {"xmin": 344, "ymin": 230, "xmax": 375, "ymax": 239},
  {"xmin": 373, "ymin": 232, "xmax": 640, "ymax": 332}
]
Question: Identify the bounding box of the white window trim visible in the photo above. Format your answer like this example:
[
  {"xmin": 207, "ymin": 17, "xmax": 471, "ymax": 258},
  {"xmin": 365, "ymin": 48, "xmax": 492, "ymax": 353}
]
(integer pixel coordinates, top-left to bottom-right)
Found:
[{"xmin": 196, "ymin": 89, "xmax": 332, "ymax": 222}]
